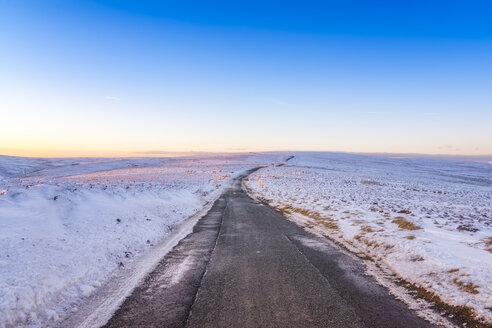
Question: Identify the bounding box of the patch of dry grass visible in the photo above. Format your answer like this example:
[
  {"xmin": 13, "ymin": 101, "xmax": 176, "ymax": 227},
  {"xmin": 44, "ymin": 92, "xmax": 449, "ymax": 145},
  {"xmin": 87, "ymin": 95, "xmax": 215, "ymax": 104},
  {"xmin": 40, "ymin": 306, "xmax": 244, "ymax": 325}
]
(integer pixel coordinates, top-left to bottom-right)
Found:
[
  {"xmin": 484, "ymin": 237, "xmax": 492, "ymax": 253},
  {"xmin": 392, "ymin": 216, "xmax": 421, "ymax": 231},
  {"xmin": 410, "ymin": 255, "xmax": 424, "ymax": 262},
  {"xmin": 383, "ymin": 244, "xmax": 394, "ymax": 250},
  {"xmin": 453, "ymin": 278, "xmax": 480, "ymax": 295},
  {"xmin": 352, "ymin": 219, "xmax": 366, "ymax": 225},
  {"xmin": 401, "ymin": 281, "xmax": 488, "ymax": 328},
  {"xmin": 353, "ymin": 234, "xmax": 394, "ymax": 251},
  {"xmin": 406, "ymin": 235, "xmax": 416, "ymax": 240},
  {"xmin": 360, "ymin": 225, "xmax": 375, "ymax": 233},
  {"xmin": 319, "ymin": 220, "xmax": 339, "ymax": 230},
  {"xmin": 278, "ymin": 204, "xmax": 339, "ymax": 231},
  {"xmin": 457, "ymin": 224, "xmax": 479, "ymax": 233}
]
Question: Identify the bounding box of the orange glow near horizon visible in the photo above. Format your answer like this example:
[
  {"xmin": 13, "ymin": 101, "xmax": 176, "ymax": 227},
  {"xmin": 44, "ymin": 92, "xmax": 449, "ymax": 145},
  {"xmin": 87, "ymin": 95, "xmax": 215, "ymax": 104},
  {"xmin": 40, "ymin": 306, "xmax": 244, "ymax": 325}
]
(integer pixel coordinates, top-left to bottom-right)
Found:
[
  {"xmin": 2, "ymin": 1, "xmax": 492, "ymax": 161},
  {"xmin": 0, "ymin": 147, "xmax": 205, "ymax": 158},
  {"xmin": 2, "ymin": 144, "xmax": 491, "ymax": 159}
]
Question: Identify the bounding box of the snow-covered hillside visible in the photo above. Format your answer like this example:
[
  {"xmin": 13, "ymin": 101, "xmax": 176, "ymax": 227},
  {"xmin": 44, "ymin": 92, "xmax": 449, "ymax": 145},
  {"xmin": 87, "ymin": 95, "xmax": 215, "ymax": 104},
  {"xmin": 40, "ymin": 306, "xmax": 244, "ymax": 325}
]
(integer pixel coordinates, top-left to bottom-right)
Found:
[
  {"xmin": 245, "ymin": 152, "xmax": 492, "ymax": 325},
  {"xmin": 0, "ymin": 153, "xmax": 282, "ymax": 327}
]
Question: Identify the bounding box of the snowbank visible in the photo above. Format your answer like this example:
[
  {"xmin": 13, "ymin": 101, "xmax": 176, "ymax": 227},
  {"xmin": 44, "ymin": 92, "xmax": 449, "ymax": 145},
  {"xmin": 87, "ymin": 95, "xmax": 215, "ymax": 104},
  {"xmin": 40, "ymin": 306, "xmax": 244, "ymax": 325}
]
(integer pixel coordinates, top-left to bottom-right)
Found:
[{"xmin": 0, "ymin": 154, "xmax": 281, "ymax": 327}]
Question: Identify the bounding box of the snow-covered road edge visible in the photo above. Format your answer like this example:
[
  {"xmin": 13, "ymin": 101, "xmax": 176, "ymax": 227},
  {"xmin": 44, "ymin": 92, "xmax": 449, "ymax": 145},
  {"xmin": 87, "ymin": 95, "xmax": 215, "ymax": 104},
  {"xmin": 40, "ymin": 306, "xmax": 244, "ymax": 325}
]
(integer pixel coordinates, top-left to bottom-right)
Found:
[
  {"xmin": 242, "ymin": 178, "xmax": 457, "ymax": 328},
  {"xmin": 58, "ymin": 188, "xmax": 225, "ymax": 328},
  {"xmin": 0, "ymin": 154, "xmax": 285, "ymax": 327},
  {"xmin": 243, "ymin": 152, "xmax": 492, "ymax": 327}
]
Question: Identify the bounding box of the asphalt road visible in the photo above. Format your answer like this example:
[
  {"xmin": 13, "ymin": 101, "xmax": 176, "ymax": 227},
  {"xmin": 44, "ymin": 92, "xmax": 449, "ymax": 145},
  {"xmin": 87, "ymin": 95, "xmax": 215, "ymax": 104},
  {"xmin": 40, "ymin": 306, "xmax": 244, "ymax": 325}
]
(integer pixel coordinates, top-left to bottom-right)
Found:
[{"xmin": 104, "ymin": 168, "xmax": 436, "ymax": 328}]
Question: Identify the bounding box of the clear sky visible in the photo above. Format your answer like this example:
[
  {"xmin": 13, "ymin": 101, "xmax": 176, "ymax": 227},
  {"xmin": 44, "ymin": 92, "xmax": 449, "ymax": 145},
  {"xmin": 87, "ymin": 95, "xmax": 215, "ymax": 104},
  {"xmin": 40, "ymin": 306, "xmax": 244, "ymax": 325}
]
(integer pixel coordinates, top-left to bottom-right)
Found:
[{"xmin": 1, "ymin": 0, "xmax": 491, "ymax": 157}]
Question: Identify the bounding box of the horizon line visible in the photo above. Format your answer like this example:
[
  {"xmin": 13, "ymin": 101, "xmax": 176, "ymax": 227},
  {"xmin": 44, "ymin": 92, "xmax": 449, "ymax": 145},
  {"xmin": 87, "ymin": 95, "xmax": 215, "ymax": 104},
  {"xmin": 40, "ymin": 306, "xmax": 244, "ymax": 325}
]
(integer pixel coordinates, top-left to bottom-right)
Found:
[{"xmin": 1, "ymin": 150, "xmax": 492, "ymax": 162}]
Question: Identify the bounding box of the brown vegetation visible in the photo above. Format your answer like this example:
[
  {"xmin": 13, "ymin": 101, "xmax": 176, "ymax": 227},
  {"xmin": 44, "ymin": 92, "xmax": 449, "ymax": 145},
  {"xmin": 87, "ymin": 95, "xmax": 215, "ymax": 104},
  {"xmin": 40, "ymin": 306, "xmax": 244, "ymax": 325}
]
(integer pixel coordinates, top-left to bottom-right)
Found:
[
  {"xmin": 401, "ymin": 281, "xmax": 488, "ymax": 328},
  {"xmin": 278, "ymin": 204, "xmax": 339, "ymax": 231},
  {"xmin": 484, "ymin": 237, "xmax": 492, "ymax": 253},
  {"xmin": 410, "ymin": 255, "xmax": 424, "ymax": 262},
  {"xmin": 457, "ymin": 224, "xmax": 479, "ymax": 233},
  {"xmin": 360, "ymin": 225, "xmax": 375, "ymax": 233},
  {"xmin": 453, "ymin": 278, "xmax": 480, "ymax": 294},
  {"xmin": 392, "ymin": 217, "xmax": 421, "ymax": 231},
  {"xmin": 353, "ymin": 234, "xmax": 394, "ymax": 251}
]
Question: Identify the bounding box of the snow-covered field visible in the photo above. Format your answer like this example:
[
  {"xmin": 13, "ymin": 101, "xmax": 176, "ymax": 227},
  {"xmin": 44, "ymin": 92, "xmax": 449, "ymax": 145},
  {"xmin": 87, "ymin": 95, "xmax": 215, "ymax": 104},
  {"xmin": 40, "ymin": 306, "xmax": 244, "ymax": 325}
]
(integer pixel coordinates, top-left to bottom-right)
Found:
[
  {"xmin": 0, "ymin": 153, "xmax": 282, "ymax": 327},
  {"xmin": 245, "ymin": 152, "xmax": 492, "ymax": 325}
]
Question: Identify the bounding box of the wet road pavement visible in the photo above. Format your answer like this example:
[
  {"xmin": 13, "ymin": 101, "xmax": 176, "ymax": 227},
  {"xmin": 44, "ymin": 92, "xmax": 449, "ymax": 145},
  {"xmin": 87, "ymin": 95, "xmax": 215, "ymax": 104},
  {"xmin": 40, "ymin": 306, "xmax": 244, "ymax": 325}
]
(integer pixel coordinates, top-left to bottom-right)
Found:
[{"xmin": 104, "ymin": 168, "xmax": 436, "ymax": 328}]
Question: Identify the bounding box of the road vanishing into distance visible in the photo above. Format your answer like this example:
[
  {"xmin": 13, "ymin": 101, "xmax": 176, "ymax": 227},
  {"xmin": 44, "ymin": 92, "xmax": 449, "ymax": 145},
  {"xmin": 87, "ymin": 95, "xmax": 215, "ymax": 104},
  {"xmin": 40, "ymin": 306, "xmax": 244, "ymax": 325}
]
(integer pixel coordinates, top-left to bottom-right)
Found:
[{"xmin": 104, "ymin": 168, "xmax": 436, "ymax": 328}]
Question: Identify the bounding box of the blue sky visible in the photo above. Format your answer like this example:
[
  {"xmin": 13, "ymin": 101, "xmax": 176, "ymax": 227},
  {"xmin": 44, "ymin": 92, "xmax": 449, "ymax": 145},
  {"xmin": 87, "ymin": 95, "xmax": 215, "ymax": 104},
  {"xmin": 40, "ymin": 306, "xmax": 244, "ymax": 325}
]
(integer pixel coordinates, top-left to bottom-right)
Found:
[{"xmin": 1, "ymin": 0, "xmax": 491, "ymax": 156}]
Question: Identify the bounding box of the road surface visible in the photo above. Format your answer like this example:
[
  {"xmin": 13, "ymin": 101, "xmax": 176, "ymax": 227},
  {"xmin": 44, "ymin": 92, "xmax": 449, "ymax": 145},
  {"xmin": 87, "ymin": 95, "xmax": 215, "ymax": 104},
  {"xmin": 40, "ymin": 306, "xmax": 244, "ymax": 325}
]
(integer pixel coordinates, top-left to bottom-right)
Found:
[{"xmin": 104, "ymin": 168, "xmax": 436, "ymax": 328}]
